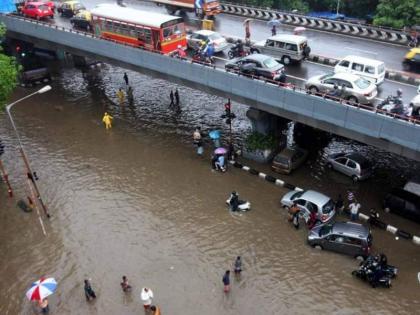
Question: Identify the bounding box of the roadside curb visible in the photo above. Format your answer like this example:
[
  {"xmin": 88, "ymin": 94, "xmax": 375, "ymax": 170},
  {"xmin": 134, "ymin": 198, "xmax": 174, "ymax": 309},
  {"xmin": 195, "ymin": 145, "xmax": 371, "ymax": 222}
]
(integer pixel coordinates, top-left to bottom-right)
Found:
[
  {"xmin": 20, "ymin": 77, "xmax": 51, "ymax": 88},
  {"xmin": 228, "ymin": 160, "xmax": 420, "ymax": 246},
  {"xmin": 223, "ymin": 36, "xmax": 420, "ymax": 87}
]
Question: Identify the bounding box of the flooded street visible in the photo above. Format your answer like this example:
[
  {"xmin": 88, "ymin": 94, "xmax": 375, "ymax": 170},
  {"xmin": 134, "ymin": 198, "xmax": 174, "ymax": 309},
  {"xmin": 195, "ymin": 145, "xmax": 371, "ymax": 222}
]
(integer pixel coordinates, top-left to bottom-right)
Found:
[{"xmin": 1, "ymin": 63, "xmax": 420, "ymax": 315}]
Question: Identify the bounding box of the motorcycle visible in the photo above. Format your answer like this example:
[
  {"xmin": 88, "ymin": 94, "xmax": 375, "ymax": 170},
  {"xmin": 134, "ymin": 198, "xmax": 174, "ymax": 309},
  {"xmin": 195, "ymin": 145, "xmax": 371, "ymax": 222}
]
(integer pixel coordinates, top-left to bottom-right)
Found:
[
  {"xmin": 227, "ymin": 44, "xmax": 248, "ymax": 59},
  {"xmin": 226, "ymin": 194, "xmax": 251, "ymax": 211},
  {"xmin": 377, "ymin": 95, "xmax": 406, "ymax": 115},
  {"xmin": 361, "ymin": 254, "xmax": 398, "ymax": 279},
  {"xmin": 352, "ymin": 266, "xmax": 392, "ymax": 288},
  {"xmin": 192, "ymin": 50, "xmax": 215, "ymax": 65}
]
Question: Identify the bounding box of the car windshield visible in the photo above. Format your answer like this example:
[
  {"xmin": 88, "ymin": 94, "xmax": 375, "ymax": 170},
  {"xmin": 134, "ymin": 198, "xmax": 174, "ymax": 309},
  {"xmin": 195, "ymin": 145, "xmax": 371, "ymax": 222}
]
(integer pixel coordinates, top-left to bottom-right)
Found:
[
  {"xmin": 319, "ymin": 224, "xmax": 333, "ymax": 236},
  {"xmin": 354, "ymin": 78, "xmax": 371, "ymax": 89},
  {"xmin": 39, "ymin": 4, "xmax": 48, "ymax": 10},
  {"xmin": 209, "ymin": 33, "xmax": 223, "ymax": 40},
  {"xmin": 320, "ymin": 73, "xmax": 333, "ymax": 81},
  {"xmin": 263, "ymin": 57, "xmax": 278, "ymax": 68},
  {"xmin": 290, "ymin": 191, "xmax": 304, "ymax": 200},
  {"xmin": 322, "ymin": 199, "xmax": 335, "ymax": 214}
]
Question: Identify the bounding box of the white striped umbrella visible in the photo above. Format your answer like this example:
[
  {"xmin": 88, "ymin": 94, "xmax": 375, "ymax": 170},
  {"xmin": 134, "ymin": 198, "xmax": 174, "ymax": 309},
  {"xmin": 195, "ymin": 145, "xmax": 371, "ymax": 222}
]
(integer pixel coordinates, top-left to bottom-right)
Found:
[{"xmin": 26, "ymin": 277, "xmax": 57, "ymax": 301}]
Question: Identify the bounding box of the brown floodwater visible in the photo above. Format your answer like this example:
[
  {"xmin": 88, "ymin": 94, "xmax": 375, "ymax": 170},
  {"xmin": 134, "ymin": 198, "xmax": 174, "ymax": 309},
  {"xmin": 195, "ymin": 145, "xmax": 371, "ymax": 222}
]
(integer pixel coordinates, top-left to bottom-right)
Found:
[{"xmin": 0, "ymin": 64, "xmax": 420, "ymax": 315}]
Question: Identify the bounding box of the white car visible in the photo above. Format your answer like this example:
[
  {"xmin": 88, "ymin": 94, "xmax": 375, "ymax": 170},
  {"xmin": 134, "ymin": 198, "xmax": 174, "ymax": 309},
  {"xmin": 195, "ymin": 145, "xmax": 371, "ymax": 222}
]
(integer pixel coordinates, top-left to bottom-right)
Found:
[
  {"xmin": 186, "ymin": 30, "xmax": 228, "ymax": 53},
  {"xmin": 410, "ymin": 88, "xmax": 420, "ymax": 113},
  {"xmin": 305, "ymin": 72, "xmax": 378, "ymax": 104}
]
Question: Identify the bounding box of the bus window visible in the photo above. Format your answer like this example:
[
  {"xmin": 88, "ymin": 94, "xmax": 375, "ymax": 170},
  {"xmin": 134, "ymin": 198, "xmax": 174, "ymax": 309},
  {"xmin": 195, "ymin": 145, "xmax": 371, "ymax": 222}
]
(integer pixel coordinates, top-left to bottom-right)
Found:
[
  {"xmin": 163, "ymin": 27, "xmax": 173, "ymax": 38},
  {"xmin": 105, "ymin": 20, "xmax": 114, "ymax": 32}
]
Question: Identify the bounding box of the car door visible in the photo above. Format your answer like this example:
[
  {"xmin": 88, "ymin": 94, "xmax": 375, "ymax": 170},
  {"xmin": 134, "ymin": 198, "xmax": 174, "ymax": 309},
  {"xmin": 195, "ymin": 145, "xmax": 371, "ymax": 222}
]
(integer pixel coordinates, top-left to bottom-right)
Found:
[
  {"xmin": 295, "ymin": 199, "xmax": 309, "ymax": 219},
  {"xmin": 350, "ymin": 62, "xmax": 365, "ymax": 76},
  {"xmin": 325, "ymin": 234, "xmax": 346, "ymax": 253},
  {"xmin": 333, "ymin": 157, "xmax": 348, "ymax": 173},
  {"xmin": 335, "ymin": 59, "xmax": 350, "ymax": 73},
  {"xmin": 24, "ymin": 4, "xmax": 34, "ymax": 17},
  {"xmin": 322, "ymin": 78, "xmax": 338, "ymax": 93},
  {"xmin": 263, "ymin": 39, "xmax": 276, "ymax": 57},
  {"xmin": 253, "ymin": 60, "xmax": 265, "ymax": 77},
  {"xmin": 337, "ymin": 79, "xmax": 354, "ymax": 99},
  {"xmin": 342, "ymin": 236, "xmax": 363, "ymax": 257}
]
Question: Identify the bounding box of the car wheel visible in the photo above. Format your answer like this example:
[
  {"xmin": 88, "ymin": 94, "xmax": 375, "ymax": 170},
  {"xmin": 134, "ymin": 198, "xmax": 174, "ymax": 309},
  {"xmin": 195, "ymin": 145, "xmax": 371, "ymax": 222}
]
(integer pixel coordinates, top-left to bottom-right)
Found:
[
  {"xmin": 250, "ymin": 48, "xmax": 259, "ymax": 54},
  {"xmin": 351, "ymin": 175, "xmax": 359, "ymax": 183},
  {"xmin": 227, "ymin": 50, "xmax": 234, "ymax": 59},
  {"xmin": 384, "ymin": 207, "xmax": 391, "ymax": 213},
  {"xmin": 313, "ymin": 244, "xmax": 323, "ymax": 250},
  {"xmin": 348, "ymin": 96, "xmax": 358, "ymax": 103},
  {"xmin": 282, "ymin": 56, "xmax": 291, "ymax": 65},
  {"xmin": 309, "ymin": 86, "xmax": 319, "ymax": 94}
]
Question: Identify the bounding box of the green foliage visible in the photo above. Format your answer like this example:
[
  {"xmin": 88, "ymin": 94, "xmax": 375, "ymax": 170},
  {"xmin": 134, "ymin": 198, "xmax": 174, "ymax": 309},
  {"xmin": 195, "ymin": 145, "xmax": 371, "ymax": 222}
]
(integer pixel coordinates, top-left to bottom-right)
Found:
[
  {"xmin": 245, "ymin": 131, "xmax": 277, "ymax": 151},
  {"xmin": 374, "ymin": 0, "xmax": 420, "ymax": 28},
  {"xmin": 0, "ymin": 23, "xmax": 19, "ymax": 111}
]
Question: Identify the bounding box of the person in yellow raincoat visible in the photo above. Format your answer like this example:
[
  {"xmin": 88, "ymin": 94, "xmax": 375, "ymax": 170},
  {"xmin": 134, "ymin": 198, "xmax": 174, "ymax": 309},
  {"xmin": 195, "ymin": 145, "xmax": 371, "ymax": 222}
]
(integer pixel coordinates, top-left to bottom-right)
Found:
[
  {"xmin": 102, "ymin": 112, "xmax": 113, "ymax": 129},
  {"xmin": 117, "ymin": 88, "xmax": 125, "ymax": 104}
]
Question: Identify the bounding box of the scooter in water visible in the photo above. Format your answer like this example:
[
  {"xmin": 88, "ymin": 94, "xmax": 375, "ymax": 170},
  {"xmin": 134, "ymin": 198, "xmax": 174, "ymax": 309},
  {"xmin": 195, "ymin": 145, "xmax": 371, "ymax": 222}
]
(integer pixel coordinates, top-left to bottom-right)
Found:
[
  {"xmin": 226, "ymin": 192, "xmax": 251, "ymax": 211},
  {"xmin": 352, "ymin": 265, "xmax": 392, "ymax": 288},
  {"xmin": 361, "ymin": 254, "xmax": 398, "ymax": 279}
]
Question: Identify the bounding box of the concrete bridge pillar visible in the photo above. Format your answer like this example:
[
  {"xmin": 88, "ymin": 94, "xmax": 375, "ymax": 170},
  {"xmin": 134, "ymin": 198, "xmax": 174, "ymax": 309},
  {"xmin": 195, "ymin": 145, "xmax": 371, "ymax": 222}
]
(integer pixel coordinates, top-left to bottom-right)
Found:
[
  {"xmin": 246, "ymin": 108, "xmax": 289, "ymax": 137},
  {"xmin": 72, "ymin": 54, "xmax": 87, "ymax": 68}
]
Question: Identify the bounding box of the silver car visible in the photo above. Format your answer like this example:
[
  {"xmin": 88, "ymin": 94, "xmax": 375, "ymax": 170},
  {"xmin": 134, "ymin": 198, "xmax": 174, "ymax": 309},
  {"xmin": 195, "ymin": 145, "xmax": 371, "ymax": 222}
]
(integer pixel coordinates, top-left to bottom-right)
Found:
[
  {"xmin": 280, "ymin": 190, "xmax": 336, "ymax": 223},
  {"xmin": 305, "ymin": 72, "xmax": 378, "ymax": 104},
  {"xmin": 308, "ymin": 222, "xmax": 372, "ymax": 259},
  {"xmin": 326, "ymin": 152, "xmax": 373, "ymax": 182},
  {"xmin": 186, "ymin": 30, "xmax": 228, "ymax": 53}
]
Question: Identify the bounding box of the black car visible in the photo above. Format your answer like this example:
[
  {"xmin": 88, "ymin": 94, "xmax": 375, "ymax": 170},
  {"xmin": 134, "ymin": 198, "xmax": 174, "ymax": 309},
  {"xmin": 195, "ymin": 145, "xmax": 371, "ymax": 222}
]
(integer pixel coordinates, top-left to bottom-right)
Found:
[
  {"xmin": 57, "ymin": 1, "xmax": 85, "ymax": 18},
  {"xmin": 383, "ymin": 188, "xmax": 420, "ymax": 223},
  {"xmin": 225, "ymin": 54, "xmax": 286, "ymax": 82},
  {"xmin": 70, "ymin": 11, "xmax": 92, "ymax": 31},
  {"xmin": 402, "ymin": 48, "xmax": 420, "ymax": 73}
]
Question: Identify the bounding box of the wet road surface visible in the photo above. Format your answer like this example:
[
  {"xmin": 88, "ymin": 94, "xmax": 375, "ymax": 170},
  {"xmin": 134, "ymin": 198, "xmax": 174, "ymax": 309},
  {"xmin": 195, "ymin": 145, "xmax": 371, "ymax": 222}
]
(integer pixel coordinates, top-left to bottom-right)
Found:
[
  {"xmin": 45, "ymin": 0, "xmax": 418, "ymax": 103},
  {"xmin": 1, "ymin": 63, "xmax": 420, "ymax": 314}
]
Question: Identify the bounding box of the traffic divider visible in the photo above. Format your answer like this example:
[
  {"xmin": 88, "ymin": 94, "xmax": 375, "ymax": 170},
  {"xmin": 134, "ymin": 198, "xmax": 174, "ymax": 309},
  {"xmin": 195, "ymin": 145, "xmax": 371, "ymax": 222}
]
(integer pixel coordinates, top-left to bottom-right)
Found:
[{"xmin": 220, "ymin": 2, "xmax": 413, "ymax": 46}]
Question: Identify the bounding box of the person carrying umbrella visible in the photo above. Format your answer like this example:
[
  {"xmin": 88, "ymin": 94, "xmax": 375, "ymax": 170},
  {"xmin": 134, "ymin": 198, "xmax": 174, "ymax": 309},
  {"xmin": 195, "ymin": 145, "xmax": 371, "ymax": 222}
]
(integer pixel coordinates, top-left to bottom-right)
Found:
[
  {"xmin": 26, "ymin": 277, "xmax": 57, "ymax": 314},
  {"xmin": 267, "ymin": 19, "xmax": 280, "ymax": 36}
]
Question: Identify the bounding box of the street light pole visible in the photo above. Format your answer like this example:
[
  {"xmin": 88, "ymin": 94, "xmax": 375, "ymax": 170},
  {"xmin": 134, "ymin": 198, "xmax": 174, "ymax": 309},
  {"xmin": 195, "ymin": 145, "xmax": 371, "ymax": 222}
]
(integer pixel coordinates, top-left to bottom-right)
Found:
[
  {"xmin": 6, "ymin": 85, "xmax": 52, "ymax": 219},
  {"xmin": 336, "ymin": 0, "xmax": 340, "ymax": 15}
]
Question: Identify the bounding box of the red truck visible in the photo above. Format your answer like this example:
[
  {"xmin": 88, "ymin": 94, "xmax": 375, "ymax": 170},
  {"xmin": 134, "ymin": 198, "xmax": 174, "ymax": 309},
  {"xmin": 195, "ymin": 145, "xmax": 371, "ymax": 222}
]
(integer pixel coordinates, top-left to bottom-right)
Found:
[{"xmin": 153, "ymin": 0, "xmax": 221, "ymax": 19}]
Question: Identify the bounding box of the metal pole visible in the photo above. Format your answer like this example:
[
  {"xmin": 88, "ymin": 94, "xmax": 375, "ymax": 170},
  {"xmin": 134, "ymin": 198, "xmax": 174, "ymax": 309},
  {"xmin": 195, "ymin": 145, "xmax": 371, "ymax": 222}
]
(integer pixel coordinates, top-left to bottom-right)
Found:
[
  {"xmin": 336, "ymin": 0, "xmax": 340, "ymax": 15},
  {"xmin": 5, "ymin": 86, "xmax": 52, "ymax": 219}
]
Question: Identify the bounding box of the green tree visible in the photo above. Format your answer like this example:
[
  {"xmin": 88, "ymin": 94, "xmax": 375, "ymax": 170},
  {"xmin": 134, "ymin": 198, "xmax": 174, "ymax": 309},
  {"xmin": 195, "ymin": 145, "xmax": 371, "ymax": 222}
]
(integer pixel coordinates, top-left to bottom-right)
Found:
[
  {"xmin": 374, "ymin": 0, "xmax": 420, "ymax": 29},
  {"xmin": 0, "ymin": 23, "xmax": 19, "ymax": 110}
]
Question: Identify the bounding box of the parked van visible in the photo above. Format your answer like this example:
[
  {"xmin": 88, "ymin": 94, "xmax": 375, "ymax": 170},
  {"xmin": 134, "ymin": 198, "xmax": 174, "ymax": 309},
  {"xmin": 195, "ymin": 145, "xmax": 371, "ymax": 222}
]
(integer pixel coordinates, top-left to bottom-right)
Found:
[
  {"xmin": 334, "ymin": 55, "xmax": 386, "ymax": 85},
  {"xmin": 250, "ymin": 34, "xmax": 311, "ymax": 65}
]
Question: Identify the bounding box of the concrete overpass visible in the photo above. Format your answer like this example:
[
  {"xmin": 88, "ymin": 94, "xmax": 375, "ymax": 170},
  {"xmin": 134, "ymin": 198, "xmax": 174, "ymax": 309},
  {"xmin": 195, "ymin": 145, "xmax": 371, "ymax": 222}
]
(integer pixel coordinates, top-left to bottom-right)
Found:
[{"xmin": 2, "ymin": 14, "xmax": 420, "ymax": 161}]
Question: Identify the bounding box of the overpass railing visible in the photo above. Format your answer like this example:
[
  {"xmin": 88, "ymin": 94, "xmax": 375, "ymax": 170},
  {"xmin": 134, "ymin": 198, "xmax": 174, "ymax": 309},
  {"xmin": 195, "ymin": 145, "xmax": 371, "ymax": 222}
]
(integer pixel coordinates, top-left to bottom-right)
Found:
[{"xmin": 2, "ymin": 14, "xmax": 420, "ymax": 156}]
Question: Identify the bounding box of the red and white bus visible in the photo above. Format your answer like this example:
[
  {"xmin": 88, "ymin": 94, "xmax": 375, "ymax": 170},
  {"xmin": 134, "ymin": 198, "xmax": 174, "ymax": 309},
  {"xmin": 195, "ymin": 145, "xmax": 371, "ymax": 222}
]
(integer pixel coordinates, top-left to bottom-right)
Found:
[{"xmin": 90, "ymin": 4, "xmax": 187, "ymax": 54}]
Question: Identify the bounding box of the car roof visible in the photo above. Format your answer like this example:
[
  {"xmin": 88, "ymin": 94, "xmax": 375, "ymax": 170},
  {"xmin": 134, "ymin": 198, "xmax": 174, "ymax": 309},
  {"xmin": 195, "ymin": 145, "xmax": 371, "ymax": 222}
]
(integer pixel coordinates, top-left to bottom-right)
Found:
[
  {"xmin": 268, "ymin": 34, "xmax": 307, "ymax": 43},
  {"xmin": 194, "ymin": 30, "xmax": 217, "ymax": 36},
  {"xmin": 345, "ymin": 153, "xmax": 369, "ymax": 163},
  {"xmin": 331, "ymin": 72, "xmax": 363, "ymax": 82},
  {"xmin": 278, "ymin": 147, "xmax": 306, "ymax": 158},
  {"xmin": 340, "ymin": 55, "xmax": 385, "ymax": 67},
  {"xmin": 244, "ymin": 54, "xmax": 275, "ymax": 62},
  {"xmin": 388, "ymin": 188, "xmax": 420, "ymax": 206},
  {"xmin": 27, "ymin": 2, "xmax": 47, "ymax": 5},
  {"xmin": 300, "ymin": 190, "xmax": 330, "ymax": 205},
  {"xmin": 332, "ymin": 222, "xmax": 370, "ymax": 239},
  {"xmin": 63, "ymin": 0, "xmax": 80, "ymax": 4}
]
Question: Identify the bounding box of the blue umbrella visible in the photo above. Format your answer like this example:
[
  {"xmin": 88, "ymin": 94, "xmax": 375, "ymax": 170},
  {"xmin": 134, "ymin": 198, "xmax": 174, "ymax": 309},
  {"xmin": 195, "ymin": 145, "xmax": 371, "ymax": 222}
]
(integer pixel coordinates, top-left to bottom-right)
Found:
[
  {"xmin": 267, "ymin": 19, "xmax": 281, "ymax": 27},
  {"xmin": 209, "ymin": 130, "xmax": 220, "ymax": 140}
]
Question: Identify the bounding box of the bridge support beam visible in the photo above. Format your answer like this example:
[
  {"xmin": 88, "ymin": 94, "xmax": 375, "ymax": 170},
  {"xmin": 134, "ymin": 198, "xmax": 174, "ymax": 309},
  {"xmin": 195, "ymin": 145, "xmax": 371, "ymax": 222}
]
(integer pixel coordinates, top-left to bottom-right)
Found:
[{"xmin": 246, "ymin": 108, "xmax": 289, "ymax": 137}]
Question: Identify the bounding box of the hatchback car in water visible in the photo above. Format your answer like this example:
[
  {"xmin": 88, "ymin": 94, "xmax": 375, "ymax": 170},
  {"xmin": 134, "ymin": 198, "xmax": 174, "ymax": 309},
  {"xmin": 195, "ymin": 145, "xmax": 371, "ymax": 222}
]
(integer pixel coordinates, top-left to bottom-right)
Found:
[
  {"xmin": 281, "ymin": 190, "xmax": 336, "ymax": 223},
  {"xmin": 21, "ymin": 2, "xmax": 54, "ymax": 20},
  {"xmin": 271, "ymin": 146, "xmax": 308, "ymax": 175},
  {"xmin": 326, "ymin": 152, "xmax": 373, "ymax": 182},
  {"xmin": 308, "ymin": 222, "xmax": 372, "ymax": 259},
  {"xmin": 225, "ymin": 54, "xmax": 286, "ymax": 82},
  {"xmin": 305, "ymin": 72, "xmax": 377, "ymax": 104},
  {"xmin": 186, "ymin": 30, "xmax": 228, "ymax": 53}
]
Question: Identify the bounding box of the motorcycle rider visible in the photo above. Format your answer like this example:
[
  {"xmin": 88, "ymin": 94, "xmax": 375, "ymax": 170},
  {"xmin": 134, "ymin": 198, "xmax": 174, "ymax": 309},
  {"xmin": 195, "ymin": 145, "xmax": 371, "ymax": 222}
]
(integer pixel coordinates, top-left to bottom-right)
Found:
[
  {"xmin": 175, "ymin": 44, "xmax": 187, "ymax": 58},
  {"xmin": 229, "ymin": 191, "xmax": 239, "ymax": 211},
  {"xmin": 230, "ymin": 39, "xmax": 245, "ymax": 58}
]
